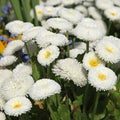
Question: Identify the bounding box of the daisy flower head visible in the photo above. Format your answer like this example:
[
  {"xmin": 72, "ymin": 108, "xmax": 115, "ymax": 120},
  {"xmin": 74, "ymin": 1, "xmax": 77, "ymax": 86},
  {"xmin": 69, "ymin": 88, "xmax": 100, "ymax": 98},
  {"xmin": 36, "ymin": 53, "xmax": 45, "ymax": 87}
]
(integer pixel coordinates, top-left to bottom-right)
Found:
[
  {"xmin": 61, "ymin": 0, "xmax": 82, "ymax": 6},
  {"xmin": 88, "ymin": 66, "xmax": 117, "ymax": 91},
  {"xmin": 101, "ymin": 36, "xmax": 120, "ymax": 49},
  {"xmin": 46, "ymin": 18, "xmax": 73, "ymax": 33},
  {"xmin": 74, "ymin": 42, "xmax": 86, "ymax": 51},
  {"xmin": 83, "ymin": 52, "xmax": 104, "ymax": 70},
  {"xmin": 75, "ymin": 5, "xmax": 88, "ymax": 17},
  {"xmin": 13, "ymin": 63, "xmax": 32, "ymax": 75},
  {"xmin": 73, "ymin": 18, "xmax": 104, "ymax": 41},
  {"xmin": 30, "ymin": 5, "xmax": 44, "ymax": 21},
  {"xmin": 88, "ymin": 7, "xmax": 102, "ymax": 20},
  {"xmin": 83, "ymin": 1, "xmax": 94, "ymax": 7},
  {"xmin": 4, "ymin": 96, "xmax": 32, "ymax": 117},
  {"xmin": 0, "ymin": 74, "xmax": 34, "ymax": 100},
  {"xmin": 95, "ymin": 0, "xmax": 114, "ymax": 10},
  {"xmin": 52, "ymin": 58, "xmax": 87, "ymax": 87},
  {"xmin": 70, "ymin": 48, "xmax": 85, "ymax": 58},
  {"xmin": 0, "ymin": 94, "xmax": 5, "ymax": 110},
  {"xmin": 112, "ymin": 0, "xmax": 120, "ymax": 7},
  {"xmin": 45, "ymin": 0, "xmax": 62, "ymax": 6},
  {"xmin": 43, "ymin": 6, "xmax": 60, "ymax": 17},
  {"xmin": 3, "ymin": 40, "xmax": 24, "ymax": 56},
  {"xmin": 95, "ymin": 20, "xmax": 107, "ymax": 36},
  {"xmin": 104, "ymin": 7, "xmax": 120, "ymax": 21},
  {"xmin": 36, "ymin": 33, "xmax": 68, "ymax": 48},
  {"xmin": 95, "ymin": 37, "xmax": 120, "ymax": 63},
  {"xmin": 5, "ymin": 20, "xmax": 33, "ymax": 35},
  {"xmin": 58, "ymin": 8, "xmax": 83, "ymax": 24},
  {"xmin": 29, "ymin": 79, "xmax": 61, "ymax": 100},
  {"xmin": 37, "ymin": 45, "xmax": 60, "ymax": 66},
  {"xmin": 0, "ymin": 112, "xmax": 6, "ymax": 120},
  {"xmin": 22, "ymin": 26, "xmax": 47, "ymax": 42},
  {"xmin": 0, "ymin": 55, "xmax": 17, "ymax": 67},
  {"xmin": 0, "ymin": 69, "xmax": 12, "ymax": 87}
]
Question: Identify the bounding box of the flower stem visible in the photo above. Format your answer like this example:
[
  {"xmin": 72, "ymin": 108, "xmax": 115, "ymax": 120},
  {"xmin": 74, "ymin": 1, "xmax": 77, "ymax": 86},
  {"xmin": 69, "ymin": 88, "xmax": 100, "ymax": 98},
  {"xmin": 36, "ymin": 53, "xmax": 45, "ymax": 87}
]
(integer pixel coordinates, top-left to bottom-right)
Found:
[
  {"xmin": 92, "ymin": 92, "xmax": 100, "ymax": 120},
  {"xmin": 66, "ymin": 31, "xmax": 70, "ymax": 57},
  {"xmin": 86, "ymin": 41, "xmax": 89, "ymax": 53},
  {"xmin": 83, "ymin": 83, "xmax": 89, "ymax": 115},
  {"xmin": 47, "ymin": 65, "xmax": 51, "ymax": 78},
  {"xmin": 107, "ymin": 20, "xmax": 112, "ymax": 35}
]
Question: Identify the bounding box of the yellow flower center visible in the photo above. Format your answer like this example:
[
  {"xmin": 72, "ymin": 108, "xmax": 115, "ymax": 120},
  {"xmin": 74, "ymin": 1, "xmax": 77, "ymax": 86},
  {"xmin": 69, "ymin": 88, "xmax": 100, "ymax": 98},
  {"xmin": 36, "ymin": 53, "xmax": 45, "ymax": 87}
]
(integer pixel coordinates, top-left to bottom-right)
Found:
[
  {"xmin": 98, "ymin": 73, "xmax": 106, "ymax": 81},
  {"xmin": 37, "ymin": 10, "xmax": 42, "ymax": 15},
  {"xmin": 13, "ymin": 102, "xmax": 22, "ymax": 109},
  {"xmin": 43, "ymin": 51, "xmax": 51, "ymax": 59},
  {"xmin": 105, "ymin": 46, "xmax": 114, "ymax": 53},
  {"xmin": 110, "ymin": 11, "xmax": 116, "ymax": 16},
  {"xmin": 0, "ymin": 41, "xmax": 6, "ymax": 54},
  {"xmin": 89, "ymin": 58, "xmax": 99, "ymax": 67}
]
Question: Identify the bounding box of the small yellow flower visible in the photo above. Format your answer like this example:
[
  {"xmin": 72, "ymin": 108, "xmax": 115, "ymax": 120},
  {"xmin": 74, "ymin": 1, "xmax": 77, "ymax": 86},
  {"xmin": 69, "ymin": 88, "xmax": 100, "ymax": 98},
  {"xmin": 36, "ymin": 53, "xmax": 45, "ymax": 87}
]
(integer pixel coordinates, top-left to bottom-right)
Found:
[{"xmin": 0, "ymin": 41, "xmax": 5, "ymax": 54}]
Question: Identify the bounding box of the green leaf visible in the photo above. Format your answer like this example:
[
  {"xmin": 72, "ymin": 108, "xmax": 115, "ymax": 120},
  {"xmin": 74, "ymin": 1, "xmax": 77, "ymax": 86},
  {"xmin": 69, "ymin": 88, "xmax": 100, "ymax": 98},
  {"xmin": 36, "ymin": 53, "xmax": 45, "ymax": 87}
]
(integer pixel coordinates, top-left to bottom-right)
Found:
[
  {"xmin": 10, "ymin": 0, "xmax": 23, "ymax": 20},
  {"xmin": 47, "ymin": 102, "xmax": 60, "ymax": 120},
  {"xmin": 73, "ymin": 95, "xmax": 83, "ymax": 107},
  {"xmin": 58, "ymin": 104, "xmax": 71, "ymax": 120},
  {"xmin": 32, "ymin": 62, "xmax": 41, "ymax": 80},
  {"xmin": 21, "ymin": 0, "xmax": 32, "ymax": 22}
]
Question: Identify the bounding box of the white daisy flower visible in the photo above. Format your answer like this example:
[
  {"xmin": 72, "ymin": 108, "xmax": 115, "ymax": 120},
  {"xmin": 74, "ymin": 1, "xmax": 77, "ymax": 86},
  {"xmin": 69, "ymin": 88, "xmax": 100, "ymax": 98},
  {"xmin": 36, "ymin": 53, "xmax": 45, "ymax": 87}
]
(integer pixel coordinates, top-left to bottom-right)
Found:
[
  {"xmin": 4, "ymin": 96, "xmax": 32, "ymax": 117},
  {"xmin": 29, "ymin": 79, "xmax": 61, "ymax": 100},
  {"xmin": 13, "ymin": 63, "xmax": 32, "ymax": 75},
  {"xmin": 61, "ymin": 0, "xmax": 82, "ymax": 6},
  {"xmin": 36, "ymin": 33, "xmax": 68, "ymax": 48},
  {"xmin": 83, "ymin": 1, "xmax": 94, "ymax": 7},
  {"xmin": 0, "ymin": 94, "xmax": 5, "ymax": 110},
  {"xmin": 104, "ymin": 7, "xmax": 120, "ymax": 21},
  {"xmin": 95, "ymin": 37, "xmax": 120, "ymax": 63},
  {"xmin": 112, "ymin": 0, "xmax": 120, "ymax": 7},
  {"xmin": 0, "ymin": 55, "xmax": 17, "ymax": 67},
  {"xmin": 88, "ymin": 66, "xmax": 117, "ymax": 91},
  {"xmin": 36, "ymin": 29, "xmax": 54, "ymax": 39},
  {"xmin": 46, "ymin": 18, "xmax": 73, "ymax": 33},
  {"xmin": 41, "ymin": 20, "xmax": 50, "ymax": 29},
  {"xmin": 5, "ymin": 20, "xmax": 33, "ymax": 35},
  {"xmin": 0, "ymin": 69, "xmax": 12, "ymax": 87},
  {"xmin": 101, "ymin": 36, "xmax": 120, "ymax": 49},
  {"xmin": 74, "ymin": 42, "xmax": 86, "ymax": 50},
  {"xmin": 95, "ymin": 0, "xmax": 114, "ymax": 10},
  {"xmin": 43, "ymin": 6, "xmax": 61, "ymax": 17},
  {"xmin": 37, "ymin": 45, "xmax": 60, "ymax": 66},
  {"xmin": 95, "ymin": 20, "xmax": 107, "ymax": 36},
  {"xmin": 73, "ymin": 18, "xmax": 104, "ymax": 41},
  {"xmin": 75, "ymin": 5, "xmax": 88, "ymax": 17},
  {"xmin": 52, "ymin": 58, "xmax": 87, "ymax": 87},
  {"xmin": 30, "ymin": 5, "xmax": 44, "ymax": 21},
  {"xmin": 0, "ymin": 112, "xmax": 6, "ymax": 120},
  {"xmin": 58, "ymin": 8, "xmax": 83, "ymax": 24},
  {"xmin": 70, "ymin": 48, "xmax": 84, "ymax": 58},
  {"xmin": 83, "ymin": 52, "xmax": 104, "ymax": 70},
  {"xmin": 3, "ymin": 40, "xmax": 24, "ymax": 56},
  {"xmin": 88, "ymin": 7, "xmax": 102, "ymax": 20},
  {"xmin": 45, "ymin": 0, "xmax": 62, "ymax": 6},
  {"xmin": 22, "ymin": 26, "xmax": 47, "ymax": 42},
  {"xmin": 0, "ymin": 74, "xmax": 34, "ymax": 100}
]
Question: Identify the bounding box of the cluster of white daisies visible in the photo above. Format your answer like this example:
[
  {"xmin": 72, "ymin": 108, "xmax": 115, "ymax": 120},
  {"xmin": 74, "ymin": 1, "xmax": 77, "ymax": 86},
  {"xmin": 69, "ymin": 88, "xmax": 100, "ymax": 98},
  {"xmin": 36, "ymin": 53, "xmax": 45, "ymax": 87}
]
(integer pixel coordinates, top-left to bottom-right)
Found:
[{"xmin": 0, "ymin": 0, "xmax": 120, "ymax": 119}]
